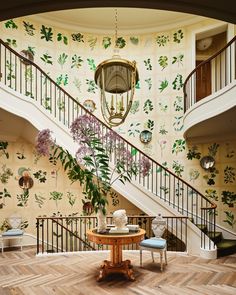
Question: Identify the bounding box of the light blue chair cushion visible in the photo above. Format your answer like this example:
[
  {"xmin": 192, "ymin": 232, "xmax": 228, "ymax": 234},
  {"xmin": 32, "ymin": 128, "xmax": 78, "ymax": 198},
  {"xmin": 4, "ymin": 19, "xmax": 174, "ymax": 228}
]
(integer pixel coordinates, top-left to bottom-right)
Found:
[
  {"xmin": 140, "ymin": 238, "xmax": 166, "ymax": 249},
  {"xmin": 2, "ymin": 229, "xmax": 24, "ymax": 236}
]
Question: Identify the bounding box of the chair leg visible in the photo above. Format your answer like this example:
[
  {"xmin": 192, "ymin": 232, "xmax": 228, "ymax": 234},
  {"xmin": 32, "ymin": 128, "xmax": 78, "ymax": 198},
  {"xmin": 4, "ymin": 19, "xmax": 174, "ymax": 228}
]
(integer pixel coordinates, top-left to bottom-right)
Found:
[
  {"xmin": 165, "ymin": 249, "xmax": 167, "ymax": 265},
  {"xmin": 140, "ymin": 249, "xmax": 142, "ymax": 267},
  {"xmin": 160, "ymin": 252, "xmax": 163, "ymax": 272},
  {"xmin": 151, "ymin": 251, "xmax": 154, "ymax": 262}
]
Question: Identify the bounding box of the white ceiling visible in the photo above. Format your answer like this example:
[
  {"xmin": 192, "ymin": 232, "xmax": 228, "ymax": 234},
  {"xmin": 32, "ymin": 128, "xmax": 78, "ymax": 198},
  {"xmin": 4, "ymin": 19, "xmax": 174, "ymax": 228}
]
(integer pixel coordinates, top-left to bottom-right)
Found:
[{"xmin": 33, "ymin": 8, "xmax": 205, "ymax": 33}]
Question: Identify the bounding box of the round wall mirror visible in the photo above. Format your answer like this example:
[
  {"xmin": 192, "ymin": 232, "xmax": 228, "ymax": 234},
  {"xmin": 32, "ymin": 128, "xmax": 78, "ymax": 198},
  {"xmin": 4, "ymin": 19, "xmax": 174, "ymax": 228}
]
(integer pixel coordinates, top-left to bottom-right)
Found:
[{"xmin": 200, "ymin": 156, "xmax": 215, "ymax": 170}]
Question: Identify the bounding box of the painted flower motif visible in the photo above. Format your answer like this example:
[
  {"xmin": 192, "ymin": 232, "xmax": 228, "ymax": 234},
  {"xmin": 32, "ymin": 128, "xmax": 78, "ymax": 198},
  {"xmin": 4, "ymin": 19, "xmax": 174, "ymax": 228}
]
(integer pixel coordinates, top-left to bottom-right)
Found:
[
  {"xmin": 35, "ymin": 129, "xmax": 54, "ymax": 156},
  {"xmin": 158, "ymin": 140, "xmax": 167, "ymax": 157},
  {"xmin": 140, "ymin": 156, "xmax": 151, "ymax": 177}
]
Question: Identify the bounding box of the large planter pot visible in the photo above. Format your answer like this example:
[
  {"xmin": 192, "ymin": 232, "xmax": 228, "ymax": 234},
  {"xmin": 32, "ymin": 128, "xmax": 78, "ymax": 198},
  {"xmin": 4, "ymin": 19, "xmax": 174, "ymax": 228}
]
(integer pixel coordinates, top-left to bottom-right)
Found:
[{"xmin": 96, "ymin": 208, "xmax": 107, "ymax": 233}]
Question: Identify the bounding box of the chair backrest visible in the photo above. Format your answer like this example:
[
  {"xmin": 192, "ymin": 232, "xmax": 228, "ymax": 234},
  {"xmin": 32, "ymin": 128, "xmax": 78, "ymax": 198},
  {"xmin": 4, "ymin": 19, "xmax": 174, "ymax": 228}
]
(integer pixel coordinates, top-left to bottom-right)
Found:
[
  {"xmin": 8, "ymin": 215, "xmax": 22, "ymax": 229},
  {"xmin": 151, "ymin": 214, "xmax": 166, "ymax": 238}
]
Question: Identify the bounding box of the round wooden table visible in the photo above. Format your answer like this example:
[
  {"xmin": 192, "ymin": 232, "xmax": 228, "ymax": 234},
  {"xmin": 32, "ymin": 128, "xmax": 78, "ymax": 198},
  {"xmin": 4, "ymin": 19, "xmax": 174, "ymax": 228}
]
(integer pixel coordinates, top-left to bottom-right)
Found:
[{"xmin": 87, "ymin": 228, "xmax": 145, "ymax": 281}]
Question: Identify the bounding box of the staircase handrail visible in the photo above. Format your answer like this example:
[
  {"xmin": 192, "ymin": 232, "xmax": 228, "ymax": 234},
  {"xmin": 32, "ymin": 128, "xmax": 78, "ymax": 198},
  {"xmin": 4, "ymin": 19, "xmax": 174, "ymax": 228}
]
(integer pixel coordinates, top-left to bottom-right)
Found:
[{"xmin": 183, "ymin": 35, "xmax": 236, "ymax": 112}]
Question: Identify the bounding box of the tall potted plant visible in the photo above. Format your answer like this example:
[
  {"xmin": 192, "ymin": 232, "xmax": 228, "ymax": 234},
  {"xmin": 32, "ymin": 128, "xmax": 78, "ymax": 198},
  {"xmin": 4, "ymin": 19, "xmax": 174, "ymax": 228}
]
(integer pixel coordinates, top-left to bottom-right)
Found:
[{"xmin": 36, "ymin": 114, "xmax": 151, "ymax": 232}]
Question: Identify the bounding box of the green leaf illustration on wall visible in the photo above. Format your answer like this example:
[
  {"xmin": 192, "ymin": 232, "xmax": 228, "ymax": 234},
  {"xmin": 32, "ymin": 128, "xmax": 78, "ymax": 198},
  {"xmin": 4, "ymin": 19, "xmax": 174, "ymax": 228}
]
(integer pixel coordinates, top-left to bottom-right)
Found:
[
  {"xmin": 186, "ymin": 145, "xmax": 201, "ymax": 160},
  {"xmin": 88, "ymin": 37, "xmax": 97, "ymax": 50},
  {"xmin": 144, "ymin": 58, "xmax": 152, "ymax": 70},
  {"xmin": 208, "ymin": 143, "xmax": 219, "ymax": 157},
  {"xmin": 172, "ymin": 54, "xmax": 184, "ymax": 66},
  {"xmin": 67, "ymin": 192, "xmax": 76, "ymax": 207},
  {"xmin": 87, "ymin": 58, "xmax": 96, "ymax": 71},
  {"xmin": 135, "ymin": 81, "xmax": 141, "ymax": 89},
  {"xmin": 71, "ymin": 33, "xmax": 84, "ymax": 42},
  {"xmin": 172, "ymin": 74, "xmax": 183, "ymax": 90},
  {"xmin": 146, "ymin": 119, "xmax": 154, "ymax": 131},
  {"xmin": 0, "ymin": 142, "xmax": 9, "ymax": 159},
  {"xmin": 130, "ymin": 36, "xmax": 139, "ymax": 45},
  {"xmin": 189, "ymin": 169, "xmax": 200, "ymax": 182},
  {"xmin": 158, "ymin": 56, "xmax": 168, "ymax": 70},
  {"xmin": 205, "ymin": 189, "xmax": 218, "ymax": 201},
  {"xmin": 143, "ymin": 99, "xmax": 153, "ymax": 114},
  {"xmin": 158, "ymin": 100, "xmax": 168, "ymax": 112},
  {"xmin": 173, "ymin": 115, "xmax": 184, "ymax": 131},
  {"xmin": 71, "ymin": 54, "xmax": 83, "ymax": 69},
  {"xmin": 40, "ymin": 25, "xmax": 53, "ymax": 41},
  {"xmin": 221, "ymin": 191, "xmax": 236, "ymax": 207},
  {"xmin": 0, "ymin": 188, "xmax": 11, "ymax": 209},
  {"xmin": 57, "ymin": 33, "xmax": 68, "ymax": 45},
  {"xmin": 6, "ymin": 39, "xmax": 17, "ymax": 47},
  {"xmin": 158, "ymin": 79, "xmax": 168, "ymax": 92},
  {"xmin": 130, "ymin": 100, "xmax": 140, "ymax": 114},
  {"xmin": 116, "ymin": 37, "xmax": 126, "ymax": 48},
  {"xmin": 0, "ymin": 165, "xmax": 13, "ymax": 184},
  {"xmin": 73, "ymin": 78, "xmax": 82, "ymax": 92},
  {"xmin": 203, "ymin": 167, "xmax": 219, "ymax": 185},
  {"xmin": 172, "ymin": 139, "xmax": 186, "ymax": 155},
  {"xmin": 27, "ymin": 46, "xmax": 36, "ymax": 56},
  {"xmin": 33, "ymin": 170, "xmax": 47, "ymax": 183},
  {"xmin": 172, "ymin": 161, "xmax": 184, "ymax": 177},
  {"xmin": 34, "ymin": 193, "xmax": 46, "ymax": 208},
  {"xmin": 5, "ymin": 19, "xmax": 18, "ymax": 29},
  {"xmin": 86, "ymin": 79, "xmax": 97, "ymax": 93},
  {"xmin": 224, "ymin": 166, "xmax": 236, "ymax": 184},
  {"xmin": 56, "ymin": 74, "xmax": 68, "ymax": 86},
  {"xmin": 223, "ymin": 211, "xmax": 236, "ymax": 228},
  {"xmin": 173, "ymin": 29, "xmax": 184, "ymax": 43},
  {"xmin": 156, "ymin": 34, "xmax": 170, "ymax": 47},
  {"xmin": 144, "ymin": 78, "xmax": 152, "ymax": 90},
  {"xmin": 102, "ymin": 36, "xmax": 111, "ymax": 49},
  {"xmin": 128, "ymin": 122, "xmax": 141, "ymax": 137},
  {"xmin": 225, "ymin": 143, "xmax": 235, "ymax": 158},
  {"xmin": 40, "ymin": 53, "xmax": 53, "ymax": 65},
  {"xmin": 159, "ymin": 124, "xmax": 168, "ymax": 135},
  {"xmin": 58, "ymin": 53, "xmax": 68, "ymax": 68},
  {"xmin": 50, "ymin": 191, "xmax": 63, "ymax": 208},
  {"xmin": 23, "ymin": 21, "xmax": 35, "ymax": 36},
  {"xmin": 17, "ymin": 190, "xmax": 29, "ymax": 207},
  {"xmin": 173, "ymin": 96, "xmax": 183, "ymax": 112}
]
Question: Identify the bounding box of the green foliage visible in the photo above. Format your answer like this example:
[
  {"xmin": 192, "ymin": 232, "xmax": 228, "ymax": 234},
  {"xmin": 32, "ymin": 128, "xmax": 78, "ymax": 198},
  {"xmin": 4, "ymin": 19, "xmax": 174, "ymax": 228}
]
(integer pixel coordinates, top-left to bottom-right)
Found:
[
  {"xmin": 172, "ymin": 139, "xmax": 186, "ymax": 155},
  {"xmin": 56, "ymin": 74, "xmax": 68, "ymax": 86},
  {"xmin": 57, "ymin": 33, "xmax": 68, "ymax": 45},
  {"xmin": 172, "ymin": 161, "xmax": 184, "ymax": 177},
  {"xmin": 40, "ymin": 53, "xmax": 53, "ymax": 65},
  {"xmin": 102, "ymin": 36, "xmax": 111, "ymax": 49},
  {"xmin": 128, "ymin": 122, "xmax": 141, "ymax": 137},
  {"xmin": 223, "ymin": 211, "xmax": 236, "ymax": 228},
  {"xmin": 87, "ymin": 58, "xmax": 96, "ymax": 71},
  {"xmin": 34, "ymin": 193, "xmax": 46, "ymax": 208},
  {"xmin": 40, "ymin": 25, "xmax": 53, "ymax": 41},
  {"xmin": 173, "ymin": 96, "xmax": 184, "ymax": 112},
  {"xmin": 71, "ymin": 54, "xmax": 83, "ymax": 69},
  {"xmin": 20, "ymin": 220, "xmax": 29, "ymax": 230},
  {"xmin": 57, "ymin": 53, "xmax": 68, "ymax": 67},
  {"xmin": 189, "ymin": 169, "xmax": 200, "ymax": 182},
  {"xmin": 159, "ymin": 101, "xmax": 168, "ymax": 112},
  {"xmin": 33, "ymin": 170, "xmax": 47, "ymax": 183},
  {"xmin": 225, "ymin": 143, "xmax": 235, "ymax": 158},
  {"xmin": 116, "ymin": 37, "xmax": 126, "ymax": 48},
  {"xmin": 16, "ymin": 151, "xmax": 26, "ymax": 160},
  {"xmin": 73, "ymin": 78, "xmax": 82, "ymax": 92},
  {"xmin": 50, "ymin": 191, "xmax": 63, "ymax": 208},
  {"xmin": 135, "ymin": 81, "xmax": 141, "ymax": 89},
  {"xmin": 205, "ymin": 189, "xmax": 218, "ymax": 201},
  {"xmin": 144, "ymin": 78, "xmax": 152, "ymax": 90},
  {"xmin": 6, "ymin": 39, "xmax": 17, "ymax": 47},
  {"xmin": 0, "ymin": 188, "xmax": 11, "ymax": 208},
  {"xmin": 25, "ymin": 67, "xmax": 33, "ymax": 82},
  {"xmin": 143, "ymin": 99, "xmax": 153, "ymax": 114},
  {"xmin": 88, "ymin": 36, "xmax": 97, "ymax": 50},
  {"xmin": 6, "ymin": 61, "xmax": 15, "ymax": 81},
  {"xmin": 208, "ymin": 143, "xmax": 219, "ymax": 157},
  {"xmin": 42, "ymin": 97, "xmax": 51, "ymax": 111},
  {"xmin": 86, "ymin": 79, "xmax": 97, "ymax": 93},
  {"xmin": 110, "ymin": 191, "xmax": 120, "ymax": 206},
  {"xmin": 146, "ymin": 119, "xmax": 154, "ymax": 131},
  {"xmin": 5, "ymin": 19, "xmax": 18, "ymax": 29},
  {"xmin": 27, "ymin": 46, "xmax": 35, "ymax": 56},
  {"xmin": 67, "ymin": 192, "xmax": 76, "ymax": 207},
  {"xmin": 173, "ymin": 115, "xmax": 183, "ymax": 131},
  {"xmin": 156, "ymin": 34, "xmax": 169, "ymax": 46},
  {"xmin": 221, "ymin": 191, "xmax": 236, "ymax": 207},
  {"xmin": 144, "ymin": 58, "xmax": 152, "ymax": 70},
  {"xmin": 0, "ymin": 165, "xmax": 13, "ymax": 184},
  {"xmin": 159, "ymin": 124, "xmax": 168, "ymax": 135},
  {"xmin": 172, "ymin": 54, "xmax": 184, "ymax": 66},
  {"xmin": 187, "ymin": 145, "xmax": 201, "ymax": 160},
  {"xmin": 0, "ymin": 219, "xmax": 11, "ymax": 232},
  {"xmin": 130, "ymin": 36, "xmax": 139, "ymax": 45},
  {"xmin": 23, "ymin": 21, "xmax": 35, "ymax": 36},
  {"xmin": 71, "ymin": 33, "xmax": 84, "ymax": 42},
  {"xmin": 203, "ymin": 167, "xmax": 219, "ymax": 185},
  {"xmin": 130, "ymin": 100, "xmax": 140, "ymax": 114},
  {"xmin": 173, "ymin": 29, "xmax": 184, "ymax": 43},
  {"xmin": 158, "ymin": 55, "xmax": 168, "ymax": 70},
  {"xmin": 0, "ymin": 142, "xmax": 9, "ymax": 159},
  {"xmin": 17, "ymin": 190, "xmax": 29, "ymax": 207},
  {"xmin": 172, "ymin": 74, "xmax": 183, "ymax": 90},
  {"xmin": 224, "ymin": 166, "xmax": 236, "ymax": 184},
  {"xmin": 158, "ymin": 79, "xmax": 168, "ymax": 92}
]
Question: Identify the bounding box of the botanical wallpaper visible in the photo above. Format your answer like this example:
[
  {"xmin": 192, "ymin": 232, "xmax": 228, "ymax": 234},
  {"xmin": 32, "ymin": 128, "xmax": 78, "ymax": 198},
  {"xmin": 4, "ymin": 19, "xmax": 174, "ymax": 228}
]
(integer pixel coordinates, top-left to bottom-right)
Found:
[{"xmin": 0, "ymin": 17, "xmax": 235, "ymax": 232}]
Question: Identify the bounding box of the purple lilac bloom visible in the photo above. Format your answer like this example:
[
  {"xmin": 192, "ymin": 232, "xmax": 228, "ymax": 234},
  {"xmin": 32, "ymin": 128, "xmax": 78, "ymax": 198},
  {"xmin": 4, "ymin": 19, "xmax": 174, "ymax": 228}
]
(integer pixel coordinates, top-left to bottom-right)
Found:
[
  {"xmin": 35, "ymin": 129, "xmax": 53, "ymax": 156},
  {"xmin": 140, "ymin": 156, "xmax": 151, "ymax": 177},
  {"xmin": 76, "ymin": 146, "xmax": 93, "ymax": 165}
]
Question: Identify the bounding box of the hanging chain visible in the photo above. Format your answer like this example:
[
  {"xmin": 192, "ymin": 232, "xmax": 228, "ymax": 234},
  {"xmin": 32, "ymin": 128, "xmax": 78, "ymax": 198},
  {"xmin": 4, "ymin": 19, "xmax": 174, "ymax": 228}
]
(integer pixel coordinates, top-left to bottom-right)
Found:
[{"xmin": 115, "ymin": 8, "xmax": 118, "ymax": 47}]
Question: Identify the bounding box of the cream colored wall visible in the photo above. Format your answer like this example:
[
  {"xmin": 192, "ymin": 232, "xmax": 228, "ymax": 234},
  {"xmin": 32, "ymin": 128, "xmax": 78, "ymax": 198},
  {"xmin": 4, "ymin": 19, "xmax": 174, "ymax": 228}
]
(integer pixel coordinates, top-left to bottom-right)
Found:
[{"xmin": 0, "ymin": 16, "xmax": 235, "ymax": 233}]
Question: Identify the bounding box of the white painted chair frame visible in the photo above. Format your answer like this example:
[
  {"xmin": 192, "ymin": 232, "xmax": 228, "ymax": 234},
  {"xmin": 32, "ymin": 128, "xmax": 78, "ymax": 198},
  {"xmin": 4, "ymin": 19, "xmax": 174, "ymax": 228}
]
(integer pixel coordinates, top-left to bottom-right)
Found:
[
  {"xmin": 140, "ymin": 243, "xmax": 167, "ymax": 271},
  {"xmin": 1, "ymin": 235, "xmax": 23, "ymax": 253}
]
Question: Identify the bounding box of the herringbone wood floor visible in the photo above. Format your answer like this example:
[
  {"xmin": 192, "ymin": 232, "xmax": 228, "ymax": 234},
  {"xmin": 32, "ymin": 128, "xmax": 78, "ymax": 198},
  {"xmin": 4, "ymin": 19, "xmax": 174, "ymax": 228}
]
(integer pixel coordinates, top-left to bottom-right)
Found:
[{"xmin": 0, "ymin": 247, "xmax": 236, "ymax": 295}]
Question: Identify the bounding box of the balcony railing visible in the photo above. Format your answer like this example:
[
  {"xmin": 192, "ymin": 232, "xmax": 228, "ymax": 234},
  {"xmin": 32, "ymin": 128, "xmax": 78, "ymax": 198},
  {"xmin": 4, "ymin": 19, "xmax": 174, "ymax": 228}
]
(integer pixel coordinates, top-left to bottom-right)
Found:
[
  {"xmin": 36, "ymin": 215, "xmax": 188, "ymax": 255},
  {"xmin": 184, "ymin": 35, "xmax": 236, "ymax": 112},
  {"xmin": 0, "ymin": 39, "xmax": 216, "ymax": 251}
]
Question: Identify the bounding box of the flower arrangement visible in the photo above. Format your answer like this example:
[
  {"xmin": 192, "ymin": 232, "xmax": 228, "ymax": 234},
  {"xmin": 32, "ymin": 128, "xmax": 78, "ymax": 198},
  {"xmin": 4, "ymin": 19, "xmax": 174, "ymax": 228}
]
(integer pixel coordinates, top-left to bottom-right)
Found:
[{"xmin": 35, "ymin": 114, "xmax": 151, "ymax": 216}]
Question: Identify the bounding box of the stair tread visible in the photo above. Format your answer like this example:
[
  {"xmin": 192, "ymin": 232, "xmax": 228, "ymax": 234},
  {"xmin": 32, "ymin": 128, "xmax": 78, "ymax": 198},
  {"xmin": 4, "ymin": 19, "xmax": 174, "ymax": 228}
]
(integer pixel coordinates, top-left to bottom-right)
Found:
[{"xmin": 217, "ymin": 239, "xmax": 236, "ymax": 249}]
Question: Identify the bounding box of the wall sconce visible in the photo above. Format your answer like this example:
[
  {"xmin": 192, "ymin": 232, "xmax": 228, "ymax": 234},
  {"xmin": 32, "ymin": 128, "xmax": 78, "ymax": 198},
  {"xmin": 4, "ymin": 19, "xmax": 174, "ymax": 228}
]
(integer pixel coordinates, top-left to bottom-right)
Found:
[{"xmin": 200, "ymin": 155, "xmax": 215, "ymax": 170}]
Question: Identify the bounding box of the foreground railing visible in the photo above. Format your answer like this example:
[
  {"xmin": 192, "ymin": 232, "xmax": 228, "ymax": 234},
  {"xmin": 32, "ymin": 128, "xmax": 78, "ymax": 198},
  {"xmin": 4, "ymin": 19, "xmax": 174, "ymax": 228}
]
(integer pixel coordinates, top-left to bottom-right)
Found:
[
  {"xmin": 0, "ymin": 39, "xmax": 216, "ymax": 250},
  {"xmin": 36, "ymin": 215, "xmax": 188, "ymax": 254},
  {"xmin": 184, "ymin": 35, "xmax": 236, "ymax": 112}
]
